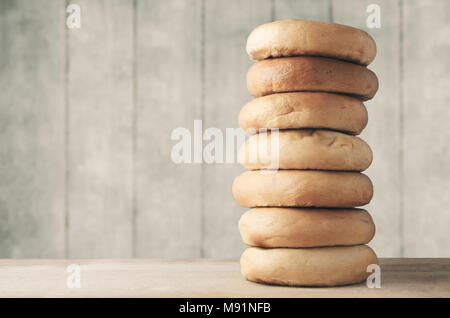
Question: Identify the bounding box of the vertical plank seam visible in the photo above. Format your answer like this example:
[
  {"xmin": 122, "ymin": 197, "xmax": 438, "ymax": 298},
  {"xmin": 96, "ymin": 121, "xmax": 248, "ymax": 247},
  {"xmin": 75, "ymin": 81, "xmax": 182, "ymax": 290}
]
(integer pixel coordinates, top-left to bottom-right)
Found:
[
  {"xmin": 271, "ymin": 0, "xmax": 275, "ymax": 21},
  {"xmin": 200, "ymin": 0, "xmax": 206, "ymax": 258},
  {"xmin": 328, "ymin": 0, "xmax": 333, "ymax": 22},
  {"xmin": 64, "ymin": 0, "xmax": 70, "ymax": 259},
  {"xmin": 398, "ymin": 0, "xmax": 405, "ymax": 257},
  {"xmin": 132, "ymin": 0, "xmax": 138, "ymax": 258}
]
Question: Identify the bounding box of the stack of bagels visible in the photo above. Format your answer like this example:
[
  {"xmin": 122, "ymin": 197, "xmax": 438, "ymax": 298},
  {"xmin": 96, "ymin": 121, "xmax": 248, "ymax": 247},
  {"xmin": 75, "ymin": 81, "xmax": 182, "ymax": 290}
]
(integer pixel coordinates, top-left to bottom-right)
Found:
[{"xmin": 232, "ymin": 20, "xmax": 379, "ymax": 286}]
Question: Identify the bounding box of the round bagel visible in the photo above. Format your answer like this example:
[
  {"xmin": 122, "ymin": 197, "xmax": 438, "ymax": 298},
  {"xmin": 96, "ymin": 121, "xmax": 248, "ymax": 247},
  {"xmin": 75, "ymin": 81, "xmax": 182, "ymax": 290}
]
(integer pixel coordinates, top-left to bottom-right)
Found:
[
  {"xmin": 238, "ymin": 129, "xmax": 372, "ymax": 171},
  {"xmin": 246, "ymin": 19, "xmax": 377, "ymax": 66},
  {"xmin": 240, "ymin": 245, "xmax": 378, "ymax": 286},
  {"xmin": 239, "ymin": 92, "xmax": 368, "ymax": 135},
  {"xmin": 246, "ymin": 56, "xmax": 379, "ymax": 101},
  {"xmin": 232, "ymin": 170, "xmax": 373, "ymax": 208},
  {"xmin": 239, "ymin": 207, "xmax": 375, "ymax": 248}
]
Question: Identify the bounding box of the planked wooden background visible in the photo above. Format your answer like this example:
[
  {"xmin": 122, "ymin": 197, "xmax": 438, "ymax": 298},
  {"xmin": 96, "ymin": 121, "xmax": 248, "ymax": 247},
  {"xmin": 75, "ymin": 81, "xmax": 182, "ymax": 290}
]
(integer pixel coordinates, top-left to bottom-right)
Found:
[{"xmin": 0, "ymin": 0, "xmax": 449, "ymax": 258}]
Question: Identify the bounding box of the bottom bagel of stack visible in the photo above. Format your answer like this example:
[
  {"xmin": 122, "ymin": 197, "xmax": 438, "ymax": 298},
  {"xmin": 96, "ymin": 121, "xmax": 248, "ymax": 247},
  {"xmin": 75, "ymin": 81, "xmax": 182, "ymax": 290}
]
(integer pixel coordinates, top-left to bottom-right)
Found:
[
  {"xmin": 240, "ymin": 245, "xmax": 377, "ymax": 287},
  {"xmin": 232, "ymin": 131, "xmax": 378, "ymax": 287}
]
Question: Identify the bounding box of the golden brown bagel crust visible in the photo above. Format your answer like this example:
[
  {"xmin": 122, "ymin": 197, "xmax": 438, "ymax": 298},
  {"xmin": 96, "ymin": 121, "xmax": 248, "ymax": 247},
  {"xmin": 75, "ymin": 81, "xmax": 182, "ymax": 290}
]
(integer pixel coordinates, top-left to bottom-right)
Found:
[
  {"xmin": 239, "ymin": 207, "xmax": 375, "ymax": 248},
  {"xmin": 246, "ymin": 19, "xmax": 377, "ymax": 66},
  {"xmin": 240, "ymin": 245, "xmax": 378, "ymax": 286},
  {"xmin": 239, "ymin": 129, "xmax": 373, "ymax": 171},
  {"xmin": 246, "ymin": 56, "xmax": 379, "ymax": 101},
  {"xmin": 232, "ymin": 170, "xmax": 373, "ymax": 208},
  {"xmin": 239, "ymin": 92, "xmax": 368, "ymax": 135}
]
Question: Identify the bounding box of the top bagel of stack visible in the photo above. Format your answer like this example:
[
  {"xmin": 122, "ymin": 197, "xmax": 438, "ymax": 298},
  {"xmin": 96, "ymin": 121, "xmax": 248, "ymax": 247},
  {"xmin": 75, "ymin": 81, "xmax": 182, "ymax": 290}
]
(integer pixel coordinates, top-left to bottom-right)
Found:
[
  {"xmin": 246, "ymin": 20, "xmax": 376, "ymax": 64},
  {"xmin": 233, "ymin": 20, "xmax": 379, "ymax": 287}
]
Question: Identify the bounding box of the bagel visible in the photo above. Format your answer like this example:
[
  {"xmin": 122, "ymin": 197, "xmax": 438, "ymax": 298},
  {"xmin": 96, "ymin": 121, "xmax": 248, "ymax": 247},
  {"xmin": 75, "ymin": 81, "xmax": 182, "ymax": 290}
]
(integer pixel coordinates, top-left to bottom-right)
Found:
[
  {"xmin": 232, "ymin": 170, "xmax": 373, "ymax": 208},
  {"xmin": 239, "ymin": 207, "xmax": 375, "ymax": 248},
  {"xmin": 238, "ymin": 129, "xmax": 372, "ymax": 171},
  {"xmin": 246, "ymin": 19, "xmax": 376, "ymax": 65},
  {"xmin": 239, "ymin": 92, "xmax": 368, "ymax": 135},
  {"xmin": 246, "ymin": 56, "xmax": 379, "ymax": 100},
  {"xmin": 240, "ymin": 245, "xmax": 378, "ymax": 286}
]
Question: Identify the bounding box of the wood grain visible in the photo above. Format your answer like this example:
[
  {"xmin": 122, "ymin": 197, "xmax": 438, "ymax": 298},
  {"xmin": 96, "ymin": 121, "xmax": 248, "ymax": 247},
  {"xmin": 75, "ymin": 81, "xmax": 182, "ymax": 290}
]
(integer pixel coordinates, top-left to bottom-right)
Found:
[
  {"xmin": 0, "ymin": 0, "xmax": 66, "ymax": 257},
  {"xmin": 135, "ymin": 0, "xmax": 203, "ymax": 257},
  {"xmin": 274, "ymin": 0, "xmax": 331, "ymax": 22},
  {"xmin": 332, "ymin": 0, "xmax": 403, "ymax": 257},
  {"xmin": 202, "ymin": 0, "xmax": 272, "ymax": 257},
  {"xmin": 403, "ymin": 0, "xmax": 450, "ymax": 257},
  {"xmin": 67, "ymin": 0, "xmax": 134, "ymax": 257},
  {"xmin": 0, "ymin": 258, "xmax": 448, "ymax": 297}
]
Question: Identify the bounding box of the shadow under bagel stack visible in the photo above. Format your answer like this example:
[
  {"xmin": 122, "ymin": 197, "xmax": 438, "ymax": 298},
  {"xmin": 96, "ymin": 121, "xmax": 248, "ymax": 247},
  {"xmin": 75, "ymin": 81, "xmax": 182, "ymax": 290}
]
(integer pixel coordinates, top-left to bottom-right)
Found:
[{"xmin": 232, "ymin": 20, "xmax": 379, "ymax": 286}]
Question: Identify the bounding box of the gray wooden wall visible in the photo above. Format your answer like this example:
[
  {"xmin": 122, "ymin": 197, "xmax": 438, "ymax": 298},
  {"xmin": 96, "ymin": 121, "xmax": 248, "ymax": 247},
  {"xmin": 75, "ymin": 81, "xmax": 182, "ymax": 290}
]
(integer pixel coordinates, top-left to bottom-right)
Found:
[{"xmin": 0, "ymin": 0, "xmax": 449, "ymax": 258}]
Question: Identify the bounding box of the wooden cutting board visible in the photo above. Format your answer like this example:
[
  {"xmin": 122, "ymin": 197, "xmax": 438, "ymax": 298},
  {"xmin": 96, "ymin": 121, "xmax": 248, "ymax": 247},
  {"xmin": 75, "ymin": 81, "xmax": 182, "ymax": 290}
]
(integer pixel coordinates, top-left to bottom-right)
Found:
[{"xmin": 0, "ymin": 258, "xmax": 448, "ymax": 297}]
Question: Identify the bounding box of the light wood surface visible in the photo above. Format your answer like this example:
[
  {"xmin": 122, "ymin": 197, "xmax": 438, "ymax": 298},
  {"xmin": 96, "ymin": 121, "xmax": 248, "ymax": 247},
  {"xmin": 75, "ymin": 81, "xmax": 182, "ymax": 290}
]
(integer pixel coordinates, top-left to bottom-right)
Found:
[
  {"xmin": 0, "ymin": 258, "xmax": 448, "ymax": 298},
  {"xmin": 0, "ymin": 0, "xmax": 66, "ymax": 257},
  {"xmin": 275, "ymin": 0, "xmax": 331, "ymax": 22},
  {"xmin": 403, "ymin": 0, "xmax": 450, "ymax": 256},
  {"xmin": 67, "ymin": 0, "xmax": 134, "ymax": 258},
  {"xmin": 333, "ymin": 0, "xmax": 403, "ymax": 257},
  {"xmin": 203, "ymin": 0, "xmax": 271, "ymax": 258},
  {"xmin": 135, "ymin": 0, "xmax": 203, "ymax": 258}
]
